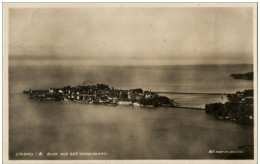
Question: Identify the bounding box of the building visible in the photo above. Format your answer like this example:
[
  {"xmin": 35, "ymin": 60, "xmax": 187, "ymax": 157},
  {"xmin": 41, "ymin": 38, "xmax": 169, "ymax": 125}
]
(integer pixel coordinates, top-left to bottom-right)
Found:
[{"xmin": 118, "ymin": 100, "xmax": 132, "ymax": 105}]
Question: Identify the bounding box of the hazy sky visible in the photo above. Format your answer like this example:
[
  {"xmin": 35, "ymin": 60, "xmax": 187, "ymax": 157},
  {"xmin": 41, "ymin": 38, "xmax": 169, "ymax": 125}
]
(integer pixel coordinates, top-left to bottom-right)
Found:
[{"xmin": 9, "ymin": 7, "xmax": 253, "ymax": 64}]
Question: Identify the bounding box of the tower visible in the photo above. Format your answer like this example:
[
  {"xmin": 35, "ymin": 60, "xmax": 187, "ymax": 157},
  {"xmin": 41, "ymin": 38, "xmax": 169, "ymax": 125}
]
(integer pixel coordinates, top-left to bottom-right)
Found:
[{"xmin": 128, "ymin": 91, "xmax": 131, "ymax": 99}]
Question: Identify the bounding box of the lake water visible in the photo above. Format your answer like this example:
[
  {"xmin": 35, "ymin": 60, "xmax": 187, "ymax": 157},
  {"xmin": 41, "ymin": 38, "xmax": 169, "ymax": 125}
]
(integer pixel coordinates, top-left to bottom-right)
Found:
[{"xmin": 8, "ymin": 62, "xmax": 254, "ymax": 159}]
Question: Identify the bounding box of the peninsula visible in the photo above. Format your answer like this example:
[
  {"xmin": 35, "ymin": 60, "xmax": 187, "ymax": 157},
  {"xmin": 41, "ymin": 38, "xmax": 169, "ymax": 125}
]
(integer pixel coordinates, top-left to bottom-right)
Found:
[
  {"xmin": 230, "ymin": 72, "xmax": 253, "ymax": 80},
  {"xmin": 205, "ymin": 89, "xmax": 253, "ymax": 125},
  {"xmin": 23, "ymin": 84, "xmax": 179, "ymax": 108}
]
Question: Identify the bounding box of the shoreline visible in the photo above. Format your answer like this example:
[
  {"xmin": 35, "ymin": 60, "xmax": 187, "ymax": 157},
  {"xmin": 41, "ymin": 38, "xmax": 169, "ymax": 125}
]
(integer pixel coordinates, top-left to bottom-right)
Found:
[
  {"xmin": 158, "ymin": 92, "xmax": 232, "ymax": 95},
  {"xmin": 177, "ymin": 106, "xmax": 204, "ymax": 110},
  {"xmin": 33, "ymin": 97, "xmax": 205, "ymax": 110}
]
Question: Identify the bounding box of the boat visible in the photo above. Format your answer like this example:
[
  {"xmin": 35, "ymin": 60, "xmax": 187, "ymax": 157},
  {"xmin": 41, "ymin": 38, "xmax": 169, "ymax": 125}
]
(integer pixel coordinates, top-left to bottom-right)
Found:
[{"xmin": 133, "ymin": 102, "xmax": 141, "ymax": 106}]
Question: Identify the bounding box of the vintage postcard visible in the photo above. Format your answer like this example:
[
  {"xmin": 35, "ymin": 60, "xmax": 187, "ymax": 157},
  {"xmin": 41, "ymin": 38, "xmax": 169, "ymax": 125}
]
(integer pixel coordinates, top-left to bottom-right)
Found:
[{"xmin": 3, "ymin": 2, "xmax": 257, "ymax": 164}]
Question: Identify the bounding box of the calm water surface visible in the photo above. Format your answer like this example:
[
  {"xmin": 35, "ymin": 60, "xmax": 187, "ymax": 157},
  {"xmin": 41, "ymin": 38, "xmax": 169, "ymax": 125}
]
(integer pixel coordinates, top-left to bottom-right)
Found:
[{"xmin": 9, "ymin": 62, "xmax": 254, "ymax": 159}]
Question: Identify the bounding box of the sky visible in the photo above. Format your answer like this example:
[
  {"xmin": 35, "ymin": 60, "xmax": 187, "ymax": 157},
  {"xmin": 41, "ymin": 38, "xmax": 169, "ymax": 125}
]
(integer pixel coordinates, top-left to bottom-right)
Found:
[{"xmin": 9, "ymin": 7, "xmax": 253, "ymax": 65}]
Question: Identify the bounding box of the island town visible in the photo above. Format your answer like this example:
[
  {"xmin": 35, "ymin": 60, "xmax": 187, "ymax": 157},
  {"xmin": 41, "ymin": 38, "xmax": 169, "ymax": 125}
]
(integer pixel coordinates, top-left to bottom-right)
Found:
[
  {"xmin": 23, "ymin": 84, "xmax": 180, "ymax": 108},
  {"xmin": 23, "ymin": 83, "xmax": 254, "ymax": 125}
]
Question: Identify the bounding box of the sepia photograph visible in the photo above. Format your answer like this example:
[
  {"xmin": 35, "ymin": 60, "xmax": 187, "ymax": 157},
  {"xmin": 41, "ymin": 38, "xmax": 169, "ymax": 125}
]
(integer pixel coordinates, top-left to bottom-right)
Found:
[{"xmin": 3, "ymin": 2, "xmax": 257, "ymax": 163}]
